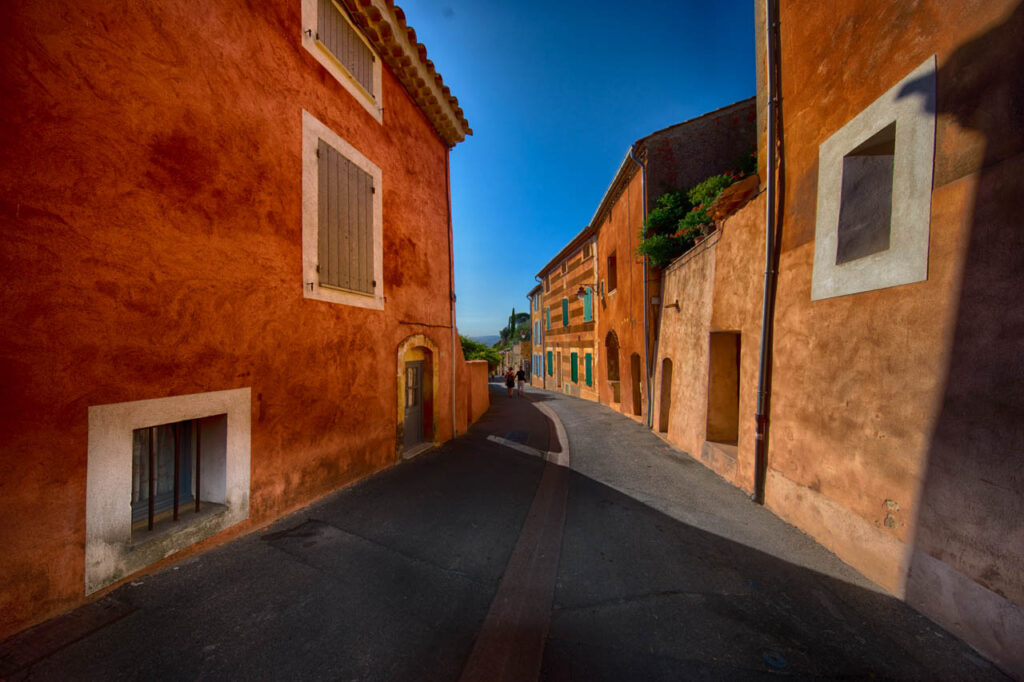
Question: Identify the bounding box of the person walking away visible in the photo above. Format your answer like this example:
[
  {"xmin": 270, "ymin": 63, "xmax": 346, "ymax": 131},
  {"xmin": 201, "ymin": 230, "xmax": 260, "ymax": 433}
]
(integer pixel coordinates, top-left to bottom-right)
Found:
[
  {"xmin": 516, "ymin": 366, "xmax": 526, "ymax": 397},
  {"xmin": 505, "ymin": 369, "xmax": 515, "ymax": 397}
]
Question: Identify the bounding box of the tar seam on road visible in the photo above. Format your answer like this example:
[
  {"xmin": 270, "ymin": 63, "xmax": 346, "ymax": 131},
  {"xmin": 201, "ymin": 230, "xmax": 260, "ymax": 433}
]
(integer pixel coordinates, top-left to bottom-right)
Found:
[{"xmin": 459, "ymin": 395, "xmax": 571, "ymax": 682}]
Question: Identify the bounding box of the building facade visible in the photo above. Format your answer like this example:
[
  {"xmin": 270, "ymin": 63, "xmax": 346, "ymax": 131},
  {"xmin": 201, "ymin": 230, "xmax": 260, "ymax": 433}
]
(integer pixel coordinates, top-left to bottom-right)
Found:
[
  {"xmin": 0, "ymin": 0, "xmax": 480, "ymax": 641},
  {"xmin": 536, "ymin": 227, "xmax": 599, "ymax": 400},
  {"xmin": 527, "ymin": 284, "xmax": 545, "ymax": 386},
  {"xmin": 648, "ymin": 1, "xmax": 1023, "ymax": 676}
]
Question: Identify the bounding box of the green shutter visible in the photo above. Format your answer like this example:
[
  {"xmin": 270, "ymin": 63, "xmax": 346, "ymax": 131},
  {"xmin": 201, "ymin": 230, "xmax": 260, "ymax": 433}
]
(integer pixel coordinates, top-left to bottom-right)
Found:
[
  {"xmin": 585, "ymin": 353, "xmax": 592, "ymax": 386},
  {"xmin": 583, "ymin": 288, "xmax": 592, "ymax": 321},
  {"xmin": 562, "ymin": 298, "xmax": 569, "ymax": 326},
  {"xmin": 546, "ymin": 307, "xmax": 550, "ymax": 330},
  {"xmin": 571, "ymin": 352, "xmax": 578, "ymax": 383},
  {"xmin": 547, "ymin": 350, "xmax": 553, "ymax": 375}
]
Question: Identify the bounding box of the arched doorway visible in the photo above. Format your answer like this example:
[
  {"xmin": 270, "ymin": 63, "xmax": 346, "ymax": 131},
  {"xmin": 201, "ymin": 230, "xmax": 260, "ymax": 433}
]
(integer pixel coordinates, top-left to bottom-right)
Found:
[
  {"xmin": 396, "ymin": 334, "xmax": 439, "ymax": 458},
  {"xmin": 605, "ymin": 331, "xmax": 620, "ymax": 403},
  {"xmin": 630, "ymin": 352, "xmax": 642, "ymax": 416},
  {"xmin": 659, "ymin": 358, "xmax": 673, "ymax": 433}
]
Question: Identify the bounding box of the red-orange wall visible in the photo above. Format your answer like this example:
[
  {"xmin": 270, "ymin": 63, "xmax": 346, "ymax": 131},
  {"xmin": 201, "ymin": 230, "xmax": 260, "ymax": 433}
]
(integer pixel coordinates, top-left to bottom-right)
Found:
[{"xmin": 0, "ymin": 0, "xmax": 461, "ymax": 639}]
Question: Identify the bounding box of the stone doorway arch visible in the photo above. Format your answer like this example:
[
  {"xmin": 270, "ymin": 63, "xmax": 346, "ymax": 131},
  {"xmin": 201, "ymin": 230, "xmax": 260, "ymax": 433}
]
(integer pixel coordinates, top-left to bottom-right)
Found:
[{"xmin": 396, "ymin": 334, "xmax": 440, "ymax": 459}]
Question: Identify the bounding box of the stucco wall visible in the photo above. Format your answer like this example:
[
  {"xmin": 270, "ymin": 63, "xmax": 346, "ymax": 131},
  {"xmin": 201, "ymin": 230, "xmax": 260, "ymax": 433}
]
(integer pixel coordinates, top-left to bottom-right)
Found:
[
  {"xmin": 764, "ymin": 1, "xmax": 1024, "ymax": 675},
  {"xmin": 466, "ymin": 360, "xmax": 490, "ymax": 425},
  {"xmin": 0, "ymin": 0, "xmax": 460, "ymax": 639}
]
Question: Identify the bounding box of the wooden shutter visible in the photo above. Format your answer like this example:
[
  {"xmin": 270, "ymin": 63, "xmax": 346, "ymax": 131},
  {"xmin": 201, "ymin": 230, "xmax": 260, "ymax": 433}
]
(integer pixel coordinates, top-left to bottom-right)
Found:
[
  {"xmin": 583, "ymin": 288, "xmax": 592, "ymax": 321},
  {"xmin": 562, "ymin": 298, "xmax": 569, "ymax": 326},
  {"xmin": 585, "ymin": 353, "xmax": 592, "ymax": 386},
  {"xmin": 318, "ymin": 139, "xmax": 375, "ymax": 295},
  {"xmin": 546, "ymin": 308, "xmax": 550, "ymax": 330},
  {"xmin": 317, "ymin": 0, "xmax": 375, "ymax": 96},
  {"xmin": 547, "ymin": 351, "xmax": 553, "ymax": 376},
  {"xmin": 571, "ymin": 352, "xmax": 578, "ymax": 383}
]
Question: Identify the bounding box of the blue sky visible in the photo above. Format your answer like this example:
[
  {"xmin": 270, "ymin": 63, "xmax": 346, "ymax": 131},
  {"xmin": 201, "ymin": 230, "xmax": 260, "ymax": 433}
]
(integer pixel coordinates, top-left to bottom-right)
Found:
[{"xmin": 399, "ymin": 1, "xmax": 756, "ymax": 338}]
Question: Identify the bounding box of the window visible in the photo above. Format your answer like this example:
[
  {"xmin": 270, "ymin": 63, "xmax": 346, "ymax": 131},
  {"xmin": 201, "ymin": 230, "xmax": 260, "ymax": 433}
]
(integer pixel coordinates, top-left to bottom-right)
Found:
[
  {"xmin": 607, "ymin": 252, "xmax": 618, "ymax": 292},
  {"xmin": 302, "ymin": 110, "xmax": 383, "ymax": 310},
  {"xmin": 301, "ymin": 0, "xmax": 383, "ymax": 123},
  {"xmin": 560, "ymin": 261, "xmax": 567, "ymax": 275},
  {"xmin": 544, "ymin": 277, "xmax": 550, "ymax": 293},
  {"xmin": 547, "ymin": 350, "xmax": 553, "ymax": 376},
  {"xmin": 86, "ymin": 388, "xmax": 251, "ymax": 594},
  {"xmin": 545, "ymin": 307, "xmax": 550, "ymax": 330},
  {"xmin": 583, "ymin": 241, "xmax": 592, "ymax": 259},
  {"xmin": 533, "ymin": 295, "xmax": 539, "ymax": 311},
  {"xmin": 584, "ymin": 353, "xmax": 593, "ymax": 387},
  {"xmin": 571, "ymin": 352, "xmax": 579, "ymax": 383},
  {"xmin": 812, "ymin": 57, "xmax": 935, "ymax": 300},
  {"xmin": 562, "ymin": 298, "xmax": 569, "ymax": 327},
  {"xmin": 583, "ymin": 287, "xmax": 592, "ymax": 322}
]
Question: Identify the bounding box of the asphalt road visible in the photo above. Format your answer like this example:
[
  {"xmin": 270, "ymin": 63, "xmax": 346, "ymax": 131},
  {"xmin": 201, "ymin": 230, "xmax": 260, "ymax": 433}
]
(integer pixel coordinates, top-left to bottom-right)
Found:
[{"xmin": 0, "ymin": 383, "xmax": 1010, "ymax": 681}]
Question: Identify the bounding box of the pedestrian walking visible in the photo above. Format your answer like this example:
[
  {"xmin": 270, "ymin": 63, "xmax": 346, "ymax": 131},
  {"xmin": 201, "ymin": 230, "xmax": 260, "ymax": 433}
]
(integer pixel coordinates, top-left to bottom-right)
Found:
[
  {"xmin": 505, "ymin": 368, "xmax": 515, "ymax": 397},
  {"xmin": 516, "ymin": 366, "xmax": 526, "ymax": 397}
]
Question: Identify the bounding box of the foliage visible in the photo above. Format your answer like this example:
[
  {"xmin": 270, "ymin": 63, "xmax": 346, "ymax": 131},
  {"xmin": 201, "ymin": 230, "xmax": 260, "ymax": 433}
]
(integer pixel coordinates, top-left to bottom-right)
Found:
[
  {"xmin": 460, "ymin": 335, "xmax": 501, "ymax": 369},
  {"xmin": 496, "ymin": 310, "xmax": 531, "ymax": 347},
  {"xmin": 636, "ymin": 149, "xmax": 758, "ymax": 269},
  {"xmin": 642, "ymin": 192, "xmax": 691, "ymax": 238}
]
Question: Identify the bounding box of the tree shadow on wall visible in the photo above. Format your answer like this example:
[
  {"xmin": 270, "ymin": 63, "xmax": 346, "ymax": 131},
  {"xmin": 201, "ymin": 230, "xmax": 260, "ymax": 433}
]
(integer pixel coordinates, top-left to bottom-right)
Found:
[{"xmin": 897, "ymin": 2, "xmax": 1024, "ymax": 675}]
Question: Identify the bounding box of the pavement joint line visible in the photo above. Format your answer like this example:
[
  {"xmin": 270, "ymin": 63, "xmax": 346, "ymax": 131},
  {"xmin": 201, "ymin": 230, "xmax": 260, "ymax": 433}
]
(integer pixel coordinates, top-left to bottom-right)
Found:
[{"xmin": 486, "ymin": 435, "xmax": 546, "ymax": 459}]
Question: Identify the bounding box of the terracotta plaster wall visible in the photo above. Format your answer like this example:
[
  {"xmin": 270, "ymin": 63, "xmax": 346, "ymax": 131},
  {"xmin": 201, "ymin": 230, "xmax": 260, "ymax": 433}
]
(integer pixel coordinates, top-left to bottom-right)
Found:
[
  {"xmin": 595, "ymin": 170, "xmax": 653, "ymax": 417},
  {"xmin": 0, "ymin": 0, "xmax": 459, "ymax": 639},
  {"xmin": 765, "ymin": 0, "xmax": 1023, "ymax": 674},
  {"xmin": 465, "ymin": 360, "xmax": 489, "ymax": 425}
]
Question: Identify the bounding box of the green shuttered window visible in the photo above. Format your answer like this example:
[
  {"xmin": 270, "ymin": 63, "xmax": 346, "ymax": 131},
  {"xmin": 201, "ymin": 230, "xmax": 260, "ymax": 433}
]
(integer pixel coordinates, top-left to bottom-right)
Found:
[
  {"xmin": 547, "ymin": 350, "xmax": 553, "ymax": 375},
  {"xmin": 571, "ymin": 352, "xmax": 578, "ymax": 383},
  {"xmin": 583, "ymin": 288, "xmax": 592, "ymax": 322},
  {"xmin": 317, "ymin": 0, "xmax": 375, "ymax": 97},
  {"xmin": 317, "ymin": 139, "xmax": 375, "ymax": 295},
  {"xmin": 585, "ymin": 353, "xmax": 592, "ymax": 386},
  {"xmin": 546, "ymin": 307, "xmax": 550, "ymax": 330},
  {"xmin": 562, "ymin": 298, "xmax": 569, "ymax": 327}
]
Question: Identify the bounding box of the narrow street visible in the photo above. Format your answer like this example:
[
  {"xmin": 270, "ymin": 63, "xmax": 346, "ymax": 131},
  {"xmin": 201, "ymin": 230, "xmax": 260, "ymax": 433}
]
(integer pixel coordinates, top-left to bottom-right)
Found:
[{"xmin": 1, "ymin": 385, "xmax": 1007, "ymax": 681}]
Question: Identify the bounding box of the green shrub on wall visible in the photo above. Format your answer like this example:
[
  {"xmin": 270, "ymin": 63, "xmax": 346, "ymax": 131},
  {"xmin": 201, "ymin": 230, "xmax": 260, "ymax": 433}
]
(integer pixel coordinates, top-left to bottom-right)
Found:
[{"xmin": 637, "ymin": 150, "xmax": 757, "ymax": 269}]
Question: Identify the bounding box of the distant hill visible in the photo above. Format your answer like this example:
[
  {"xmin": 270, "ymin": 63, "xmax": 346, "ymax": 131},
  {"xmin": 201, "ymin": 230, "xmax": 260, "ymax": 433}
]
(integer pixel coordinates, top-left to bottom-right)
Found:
[{"xmin": 470, "ymin": 335, "xmax": 500, "ymax": 347}]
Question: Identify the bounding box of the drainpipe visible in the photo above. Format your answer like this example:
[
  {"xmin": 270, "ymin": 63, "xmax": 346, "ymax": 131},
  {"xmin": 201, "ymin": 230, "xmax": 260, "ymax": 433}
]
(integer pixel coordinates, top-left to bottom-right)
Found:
[
  {"xmin": 754, "ymin": 0, "xmax": 780, "ymax": 505},
  {"xmin": 446, "ymin": 148, "xmax": 457, "ymax": 438},
  {"xmin": 628, "ymin": 144, "xmax": 652, "ymax": 428}
]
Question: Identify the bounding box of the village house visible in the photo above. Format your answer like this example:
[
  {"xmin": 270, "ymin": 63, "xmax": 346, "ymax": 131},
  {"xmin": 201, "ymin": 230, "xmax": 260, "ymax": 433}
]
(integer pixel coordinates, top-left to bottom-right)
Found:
[
  {"xmin": 535, "ymin": 227, "xmax": 599, "ymax": 399},
  {"xmin": 649, "ymin": 1, "xmax": 1023, "ymax": 676},
  {"xmin": 527, "ymin": 283, "xmax": 545, "ymax": 386},
  {"xmin": 562, "ymin": 99, "xmax": 756, "ymax": 420},
  {"xmin": 0, "ymin": 0, "xmax": 485, "ymax": 642}
]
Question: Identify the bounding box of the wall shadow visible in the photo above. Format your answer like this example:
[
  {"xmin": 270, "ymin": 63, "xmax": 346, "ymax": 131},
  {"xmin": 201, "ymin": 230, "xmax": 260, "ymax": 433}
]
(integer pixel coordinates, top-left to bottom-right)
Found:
[{"xmin": 897, "ymin": 2, "xmax": 1024, "ymax": 675}]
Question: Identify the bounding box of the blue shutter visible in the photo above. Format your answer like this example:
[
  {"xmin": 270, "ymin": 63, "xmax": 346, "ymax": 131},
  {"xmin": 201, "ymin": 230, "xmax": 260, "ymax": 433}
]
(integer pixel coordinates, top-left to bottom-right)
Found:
[
  {"xmin": 546, "ymin": 307, "xmax": 550, "ymax": 330},
  {"xmin": 583, "ymin": 288, "xmax": 592, "ymax": 321}
]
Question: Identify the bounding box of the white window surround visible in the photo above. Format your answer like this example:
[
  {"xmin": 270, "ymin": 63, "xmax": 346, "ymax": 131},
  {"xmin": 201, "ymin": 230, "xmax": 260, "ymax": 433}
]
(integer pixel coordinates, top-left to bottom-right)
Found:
[
  {"xmin": 301, "ymin": 0, "xmax": 383, "ymax": 124},
  {"xmin": 302, "ymin": 110, "xmax": 384, "ymax": 310},
  {"xmin": 811, "ymin": 56, "xmax": 936, "ymax": 301},
  {"xmin": 85, "ymin": 388, "xmax": 251, "ymax": 594}
]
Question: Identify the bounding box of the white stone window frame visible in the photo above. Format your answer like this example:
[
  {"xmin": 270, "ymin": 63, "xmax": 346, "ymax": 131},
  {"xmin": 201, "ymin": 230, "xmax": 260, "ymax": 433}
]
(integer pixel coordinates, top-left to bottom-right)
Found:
[
  {"xmin": 302, "ymin": 110, "xmax": 385, "ymax": 310},
  {"xmin": 85, "ymin": 388, "xmax": 251, "ymax": 594},
  {"xmin": 301, "ymin": 0, "xmax": 383, "ymax": 124},
  {"xmin": 811, "ymin": 56, "xmax": 936, "ymax": 301}
]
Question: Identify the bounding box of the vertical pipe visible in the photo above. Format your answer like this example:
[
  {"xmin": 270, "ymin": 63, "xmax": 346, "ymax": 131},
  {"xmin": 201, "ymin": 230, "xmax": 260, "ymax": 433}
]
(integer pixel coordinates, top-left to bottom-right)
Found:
[
  {"xmin": 446, "ymin": 147, "xmax": 457, "ymax": 438},
  {"xmin": 147, "ymin": 426, "xmax": 155, "ymax": 531},
  {"xmin": 173, "ymin": 422, "xmax": 180, "ymax": 521},
  {"xmin": 754, "ymin": 0, "xmax": 780, "ymax": 505},
  {"xmin": 194, "ymin": 418, "xmax": 202, "ymax": 512},
  {"xmin": 628, "ymin": 144, "xmax": 652, "ymax": 428}
]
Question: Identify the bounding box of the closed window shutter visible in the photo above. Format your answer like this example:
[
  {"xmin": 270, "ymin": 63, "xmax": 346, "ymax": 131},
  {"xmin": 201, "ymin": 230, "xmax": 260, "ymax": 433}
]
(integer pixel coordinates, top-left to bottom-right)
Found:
[
  {"xmin": 318, "ymin": 139, "xmax": 374, "ymax": 295},
  {"xmin": 583, "ymin": 288, "xmax": 592, "ymax": 321},
  {"xmin": 546, "ymin": 308, "xmax": 550, "ymax": 330},
  {"xmin": 317, "ymin": 0, "xmax": 375, "ymax": 96},
  {"xmin": 571, "ymin": 352, "xmax": 578, "ymax": 383},
  {"xmin": 585, "ymin": 353, "xmax": 592, "ymax": 386},
  {"xmin": 562, "ymin": 298, "xmax": 569, "ymax": 326},
  {"xmin": 547, "ymin": 351, "xmax": 553, "ymax": 375}
]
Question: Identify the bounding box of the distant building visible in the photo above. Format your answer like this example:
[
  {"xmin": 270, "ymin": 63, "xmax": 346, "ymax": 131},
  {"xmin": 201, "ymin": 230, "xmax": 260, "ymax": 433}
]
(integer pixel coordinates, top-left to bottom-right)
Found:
[
  {"xmin": 527, "ymin": 283, "xmax": 545, "ymax": 386},
  {"xmin": 535, "ymin": 227, "xmax": 599, "ymax": 400},
  {"xmin": 0, "ymin": 0, "xmax": 481, "ymax": 641}
]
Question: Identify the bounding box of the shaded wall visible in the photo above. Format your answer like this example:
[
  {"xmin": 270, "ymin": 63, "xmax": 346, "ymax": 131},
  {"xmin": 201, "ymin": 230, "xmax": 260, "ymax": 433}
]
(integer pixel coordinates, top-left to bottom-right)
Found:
[
  {"xmin": 0, "ymin": 0, "xmax": 459, "ymax": 639},
  {"xmin": 764, "ymin": 0, "xmax": 1024, "ymax": 675},
  {"xmin": 465, "ymin": 360, "xmax": 490, "ymax": 425}
]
